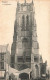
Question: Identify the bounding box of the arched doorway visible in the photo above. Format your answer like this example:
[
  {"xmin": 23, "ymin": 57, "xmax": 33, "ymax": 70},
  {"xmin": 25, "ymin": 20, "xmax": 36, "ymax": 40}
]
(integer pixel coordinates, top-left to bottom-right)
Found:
[
  {"xmin": 19, "ymin": 73, "xmax": 29, "ymax": 80},
  {"xmin": 35, "ymin": 65, "xmax": 39, "ymax": 78}
]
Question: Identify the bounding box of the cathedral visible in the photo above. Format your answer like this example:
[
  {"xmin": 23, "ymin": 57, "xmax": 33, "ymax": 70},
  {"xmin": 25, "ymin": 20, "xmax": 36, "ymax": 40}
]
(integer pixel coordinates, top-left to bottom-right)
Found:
[{"xmin": 11, "ymin": 0, "xmax": 43, "ymax": 79}]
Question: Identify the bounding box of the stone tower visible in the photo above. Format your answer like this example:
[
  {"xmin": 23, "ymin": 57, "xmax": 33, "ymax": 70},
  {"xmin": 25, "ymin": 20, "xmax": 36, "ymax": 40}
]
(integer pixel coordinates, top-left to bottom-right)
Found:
[{"xmin": 11, "ymin": 1, "xmax": 40, "ymax": 76}]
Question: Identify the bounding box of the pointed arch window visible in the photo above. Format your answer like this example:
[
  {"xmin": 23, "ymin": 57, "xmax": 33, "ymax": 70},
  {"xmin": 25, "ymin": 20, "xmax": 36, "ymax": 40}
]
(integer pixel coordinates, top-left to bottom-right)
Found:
[
  {"xmin": 22, "ymin": 15, "xmax": 25, "ymax": 30},
  {"xmin": 22, "ymin": 38, "xmax": 28, "ymax": 62},
  {"xmin": 22, "ymin": 38, "xmax": 28, "ymax": 51},
  {"xmin": 26, "ymin": 15, "xmax": 29, "ymax": 30}
]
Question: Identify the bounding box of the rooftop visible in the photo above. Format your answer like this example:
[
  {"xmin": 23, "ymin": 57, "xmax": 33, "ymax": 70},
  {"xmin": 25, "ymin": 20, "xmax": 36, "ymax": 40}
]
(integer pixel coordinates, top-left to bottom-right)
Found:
[{"xmin": 0, "ymin": 44, "xmax": 8, "ymax": 53}]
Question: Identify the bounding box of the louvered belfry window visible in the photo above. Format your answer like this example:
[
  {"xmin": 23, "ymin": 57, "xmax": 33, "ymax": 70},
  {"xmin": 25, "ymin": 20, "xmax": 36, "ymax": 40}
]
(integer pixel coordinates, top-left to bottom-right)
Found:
[
  {"xmin": 22, "ymin": 15, "xmax": 25, "ymax": 30},
  {"xmin": 26, "ymin": 15, "xmax": 29, "ymax": 30}
]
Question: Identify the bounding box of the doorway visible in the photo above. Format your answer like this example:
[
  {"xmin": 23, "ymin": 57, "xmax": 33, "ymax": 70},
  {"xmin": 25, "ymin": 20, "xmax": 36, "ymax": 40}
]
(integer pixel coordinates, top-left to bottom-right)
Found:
[{"xmin": 19, "ymin": 73, "xmax": 29, "ymax": 80}]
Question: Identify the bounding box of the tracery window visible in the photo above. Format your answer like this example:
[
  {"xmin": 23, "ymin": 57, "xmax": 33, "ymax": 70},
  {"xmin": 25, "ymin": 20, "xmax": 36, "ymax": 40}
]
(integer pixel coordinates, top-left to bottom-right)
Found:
[
  {"xmin": 22, "ymin": 38, "xmax": 28, "ymax": 51},
  {"xmin": 22, "ymin": 38, "xmax": 28, "ymax": 62},
  {"xmin": 22, "ymin": 15, "xmax": 25, "ymax": 30},
  {"xmin": 26, "ymin": 15, "xmax": 29, "ymax": 30}
]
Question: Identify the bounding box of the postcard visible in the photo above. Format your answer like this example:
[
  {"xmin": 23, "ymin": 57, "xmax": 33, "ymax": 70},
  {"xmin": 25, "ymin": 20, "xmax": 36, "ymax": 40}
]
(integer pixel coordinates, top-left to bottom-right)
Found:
[{"xmin": 0, "ymin": 0, "xmax": 50, "ymax": 80}]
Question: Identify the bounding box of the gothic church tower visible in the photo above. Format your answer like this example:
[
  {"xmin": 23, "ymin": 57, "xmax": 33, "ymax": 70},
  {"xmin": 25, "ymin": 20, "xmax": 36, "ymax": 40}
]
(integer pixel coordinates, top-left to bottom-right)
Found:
[{"xmin": 11, "ymin": 0, "xmax": 40, "ymax": 75}]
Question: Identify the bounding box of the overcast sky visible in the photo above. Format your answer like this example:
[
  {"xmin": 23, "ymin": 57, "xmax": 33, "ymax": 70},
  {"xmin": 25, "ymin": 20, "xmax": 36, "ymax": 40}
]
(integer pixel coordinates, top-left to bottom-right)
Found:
[{"xmin": 0, "ymin": 0, "xmax": 50, "ymax": 67}]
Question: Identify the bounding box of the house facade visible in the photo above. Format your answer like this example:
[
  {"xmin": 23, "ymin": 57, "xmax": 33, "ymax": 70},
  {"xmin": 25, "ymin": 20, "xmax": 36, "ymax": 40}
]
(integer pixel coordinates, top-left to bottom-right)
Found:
[{"xmin": 0, "ymin": 44, "xmax": 10, "ymax": 80}]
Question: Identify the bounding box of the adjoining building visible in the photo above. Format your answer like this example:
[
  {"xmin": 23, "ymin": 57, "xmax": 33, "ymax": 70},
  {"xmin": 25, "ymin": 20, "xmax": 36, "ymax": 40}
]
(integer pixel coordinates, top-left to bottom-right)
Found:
[
  {"xmin": 0, "ymin": 44, "xmax": 10, "ymax": 80},
  {"xmin": 11, "ymin": 0, "xmax": 47, "ymax": 80}
]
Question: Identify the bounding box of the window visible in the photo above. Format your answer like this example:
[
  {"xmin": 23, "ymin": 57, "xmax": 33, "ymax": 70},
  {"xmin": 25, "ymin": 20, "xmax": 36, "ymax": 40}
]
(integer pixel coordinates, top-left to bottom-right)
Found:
[
  {"xmin": 34, "ymin": 57, "xmax": 38, "ymax": 62},
  {"xmin": 23, "ymin": 6, "xmax": 27, "ymax": 11},
  {"xmin": 1, "ymin": 62, "xmax": 4, "ymax": 69},
  {"xmin": 26, "ymin": 57, "xmax": 31, "ymax": 62},
  {"xmin": 22, "ymin": 38, "xmax": 29, "ymax": 62},
  {"xmin": 22, "ymin": 38, "xmax": 28, "ymax": 51},
  {"xmin": 26, "ymin": 15, "xmax": 29, "ymax": 30},
  {"xmin": 11, "ymin": 56, "xmax": 14, "ymax": 63},
  {"xmin": 18, "ymin": 58, "xmax": 23, "ymax": 62},
  {"xmin": 41, "ymin": 64, "xmax": 46, "ymax": 74},
  {"xmin": 22, "ymin": 15, "xmax": 25, "ymax": 30},
  {"xmin": 1, "ymin": 54, "xmax": 4, "ymax": 60},
  {"xmin": 17, "ymin": 56, "xmax": 23, "ymax": 62}
]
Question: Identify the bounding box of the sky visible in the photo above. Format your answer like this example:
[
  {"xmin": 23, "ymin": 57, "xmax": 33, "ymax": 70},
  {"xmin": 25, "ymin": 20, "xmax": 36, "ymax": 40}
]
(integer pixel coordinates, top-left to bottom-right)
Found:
[{"xmin": 0, "ymin": 0, "xmax": 50, "ymax": 67}]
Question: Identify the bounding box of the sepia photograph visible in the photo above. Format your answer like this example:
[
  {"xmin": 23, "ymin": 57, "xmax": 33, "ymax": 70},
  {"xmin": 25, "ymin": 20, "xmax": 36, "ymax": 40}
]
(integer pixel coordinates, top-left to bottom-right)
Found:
[{"xmin": 0, "ymin": 0, "xmax": 50, "ymax": 80}]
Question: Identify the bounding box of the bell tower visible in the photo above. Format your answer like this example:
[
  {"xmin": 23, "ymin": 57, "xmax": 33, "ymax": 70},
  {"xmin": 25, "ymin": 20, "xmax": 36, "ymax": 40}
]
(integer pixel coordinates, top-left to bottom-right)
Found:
[{"xmin": 11, "ymin": 0, "xmax": 40, "ymax": 73}]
